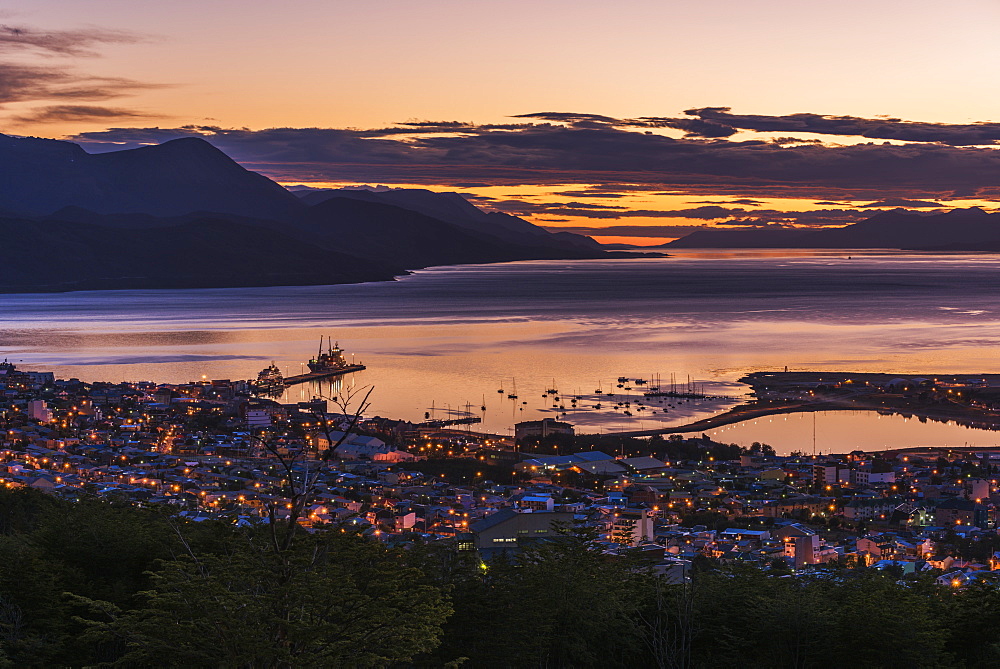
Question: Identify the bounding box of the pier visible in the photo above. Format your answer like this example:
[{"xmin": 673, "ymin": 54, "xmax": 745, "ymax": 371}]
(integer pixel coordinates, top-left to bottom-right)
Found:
[
  {"xmin": 419, "ymin": 416, "xmax": 483, "ymax": 428},
  {"xmin": 282, "ymin": 364, "xmax": 367, "ymax": 386}
]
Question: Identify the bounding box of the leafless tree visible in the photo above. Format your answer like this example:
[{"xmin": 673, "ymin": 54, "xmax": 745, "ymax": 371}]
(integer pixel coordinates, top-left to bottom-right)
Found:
[
  {"xmin": 630, "ymin": 574, "xmax": 697, "ymax": 669},
  {"xmin": 255, "ymin": 384, "xmax": 373, "ymax": 555}
]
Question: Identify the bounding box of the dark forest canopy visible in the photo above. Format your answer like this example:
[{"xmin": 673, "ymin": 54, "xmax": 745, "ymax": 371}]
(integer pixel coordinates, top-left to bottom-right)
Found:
[{"xmin": 0, "ymin": 488, "xmax": 998, "ymax": 667}]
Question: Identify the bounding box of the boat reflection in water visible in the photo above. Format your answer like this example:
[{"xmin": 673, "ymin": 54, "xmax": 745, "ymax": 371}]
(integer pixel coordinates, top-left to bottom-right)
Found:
[
  {"xmin": 255, "ymin": 362, "xmax": 285, "ymax": 398},
  {"xmin": 255, "ymin": 338, "xmax": 365, "ymax": 399},
  {"xmin": 284, "ymin": 338, "xmax": 366, "ymax": 386}
]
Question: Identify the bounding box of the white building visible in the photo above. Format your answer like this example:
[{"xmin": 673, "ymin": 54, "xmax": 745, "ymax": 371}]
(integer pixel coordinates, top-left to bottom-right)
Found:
[
  {"xmin": 28, "ymin": 399, "xmax": 53, "ymax": 423},
  {"xmin": 246, "ymin": 409, "xmax": 272, "ymax": 427}
]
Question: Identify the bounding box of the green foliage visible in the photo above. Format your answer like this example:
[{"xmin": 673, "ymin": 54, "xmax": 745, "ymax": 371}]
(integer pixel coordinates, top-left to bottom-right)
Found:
[
  {"xmin": 417, "ymin": 527, "xmax": 645, "ymax": 668},
  {"xmin": 29, "ymin": 500, "xmax": 175, "ymax": 606},
  {"xmin": 0, "ymin": 487, "xmax": 60, "ymax": 535},
  {"xmin": 80, "ymin": 530, "xmax": 451, "ymax": 667},
  {"xmin": 0, "ymin": 488, "xmax": 449, "ymax": 666},
  {"xmin": 945, "ymin": 579, "xmax": 1000, "ymax": 667},
  {"xmin": 0, "ymin": 486, "xmax": 991, "ymax": 668},
  {"xmin": 686, "ymin": 568, "xmax": 951, "ymax": 669}
]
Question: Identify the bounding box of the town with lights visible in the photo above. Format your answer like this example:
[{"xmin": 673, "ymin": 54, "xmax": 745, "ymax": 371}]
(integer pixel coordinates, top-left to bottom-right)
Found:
[
  {"xmin": 6, "ymin": 357, "xmax": 1000, "ymax": 664},
  {"xmin": 4, "ymin": 358, "xmax": 1000, "ymax": 583}
]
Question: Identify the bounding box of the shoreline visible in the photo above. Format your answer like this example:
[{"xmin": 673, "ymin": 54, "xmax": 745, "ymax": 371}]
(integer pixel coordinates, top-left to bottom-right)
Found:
[
  {"xmin": 598, "ymin": 371, "xmax": 1000, "ymax": 438},
  {"xmin": 0, "ymin": 252, "xmax": 664, "ymax": 297}
]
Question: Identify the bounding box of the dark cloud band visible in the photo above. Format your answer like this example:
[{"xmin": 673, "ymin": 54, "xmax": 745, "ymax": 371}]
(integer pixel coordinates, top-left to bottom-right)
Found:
[{"xmin": 70, "ymin": 122, "xmax": 1000, "ymax": 201}]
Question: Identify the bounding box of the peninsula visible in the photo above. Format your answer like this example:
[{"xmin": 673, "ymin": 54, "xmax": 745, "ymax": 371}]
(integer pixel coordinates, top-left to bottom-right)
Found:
[{"xmin": 605, "ymin": 370, "xmax": 1000, "ymax": 437}]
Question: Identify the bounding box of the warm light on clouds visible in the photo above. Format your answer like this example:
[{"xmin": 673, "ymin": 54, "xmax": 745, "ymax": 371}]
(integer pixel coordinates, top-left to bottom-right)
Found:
[
  {"xmin": 8, "ymin": 0, "xmax": 1000, "ymax": 133},
  {"xmin": 5, "ymin": 1, "xmax": 1000, "ymax": 243}
]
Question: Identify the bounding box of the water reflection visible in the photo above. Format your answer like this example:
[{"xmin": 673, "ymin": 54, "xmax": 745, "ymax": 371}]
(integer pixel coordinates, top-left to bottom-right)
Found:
[
  {"xmin": 707, "ymin": 411, "xmax": 1000, "ymax": 456},
  {"xmin": 2, "ymin": 252, "xmax": 1000, "ymax": 441}
]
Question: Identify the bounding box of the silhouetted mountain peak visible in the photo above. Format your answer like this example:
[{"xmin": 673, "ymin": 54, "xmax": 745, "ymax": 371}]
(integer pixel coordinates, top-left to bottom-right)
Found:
[
  {"xmin": 942, "ymin": 206, "xmax": 989, "ymax": 217},
  {"xmin": 0, "ymin": 136, "xmax": 611, "ymax": 293},
  {"xmin": 44, "ymin": 205, "xmax": 102, "ymax": 222},
  {"xmin": 0, "ymin": 133, "xmax": 301, "ymax": 219},
  {"xmin": 0, "ymin": 133, "xmax": 87, "ymax": 159},
  {"xmin": 122, "ymin": 136, "xmax": 235, "ymax": 164}
]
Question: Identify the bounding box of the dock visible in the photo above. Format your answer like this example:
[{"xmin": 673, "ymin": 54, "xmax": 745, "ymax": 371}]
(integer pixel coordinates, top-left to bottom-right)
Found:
[
  {"xmin": 419, "ymin": 416, "xmax": 483, "ymax": 428},
  {"xmin": 283, "ymin": 364, "xmax": 367, "ymax": 386}
]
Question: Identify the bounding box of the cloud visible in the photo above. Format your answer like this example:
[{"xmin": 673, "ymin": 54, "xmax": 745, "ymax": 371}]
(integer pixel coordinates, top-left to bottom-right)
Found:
[
  {"xmin": 511, "ymin": 111, "xmax": 621, "ymax": 126},
  {"xmin": 550, "ymin": 220, "xmax": 839, "ymax": 238},
  {"xmin": 486, "ymin": 201, "xmax": 740, "ymax": 219},
  {"xmin": 674, "ymin": 107, "xmax": 1000, "ymax": 146},
  {"xmin": 859, "ymin": 198, "xmax": 943, "ymax": 208},
  {"xmin": 692, "ymin": 198, "xmax": 765, "ymax": 206},
  {"xmin": 12, "ymin": 104, "xmax": 156, "ymax": 123},
  {"xmin": 643, "ymin": 115, "xmax": 737, "ymax": 138},
  {"xmin": 69, "ymin": 116, "xmax": 1000, "ymax": 201},
  {"xmin": 543, "ymin": 224, "xmax": 709, "ymax": 237},
  {"xmin": 0, "ymin": 62, "xmax": 67, "ymax": 103},
  {"xmin": 0, "ymin": 62, "xmax": 156, "ymax": 105},
  {"xmin": 517, "ymin": 107, "xmax": 1000, "ymax": 146},
  {"xmin": 482, "ymin": 198, "xmax": 868, "ymax": 227},
  {"xmin": 718, "ymin": 220, "xmax": 795, "ymax": 227},
  {"xmin": 769, "ymin": 137, "xmax": 823, "ymax": 145},
  {"xmin": 0, "ymin": 23, "xmax": 142, "ymax": 56},
  {"xmin": 580, "ymin": 184, "xmax": 666, "ymax": 193},
  {"xmin": 0, "ymin": 22, "xmax": 160, "ymax": 125},
  {"xmin": 549, "ymin": 190, "xmax": 628, "ymax": 198}
]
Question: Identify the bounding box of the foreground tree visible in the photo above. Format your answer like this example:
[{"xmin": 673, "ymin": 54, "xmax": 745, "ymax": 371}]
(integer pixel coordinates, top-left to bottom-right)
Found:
[{"xmin": 77, "ymin": 529, "xmax": 451, "ymax": 667}]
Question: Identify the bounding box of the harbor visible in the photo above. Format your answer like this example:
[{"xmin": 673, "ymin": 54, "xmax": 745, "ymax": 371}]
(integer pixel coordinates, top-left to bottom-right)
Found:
[
  {"xmin": 8, "ymin": 253, "xmax": 1000, "ymax": 450},
  {"xmin": 254, "ymin": 338, "xmax": 367, "ymax": 392}
]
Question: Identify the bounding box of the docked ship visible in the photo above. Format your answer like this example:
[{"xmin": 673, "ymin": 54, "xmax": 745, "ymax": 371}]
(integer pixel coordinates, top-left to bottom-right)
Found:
[
  {"xmin": 308, "ymin": 338, "xmax": 356, "ymax": 373},
  {"xmin": 283, "ymin": 337, "xmax": 366, "ymax": 386},
  {"xmin": 254, "ymin": 362, "xmax": 286, "ymax": 397}
]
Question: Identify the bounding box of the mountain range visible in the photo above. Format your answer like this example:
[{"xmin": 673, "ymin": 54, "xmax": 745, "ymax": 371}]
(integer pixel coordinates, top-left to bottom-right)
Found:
[
  {"xmin": 0, "ymin": 134, "xmax": 611, "ymax": 293},
  {"xmin": 5, "ymin": 131, "xmax": 997, "ymax": 293},
  {"xmin": 663, "ymin": 208, "xmax": 1000, "ymax": 250}
]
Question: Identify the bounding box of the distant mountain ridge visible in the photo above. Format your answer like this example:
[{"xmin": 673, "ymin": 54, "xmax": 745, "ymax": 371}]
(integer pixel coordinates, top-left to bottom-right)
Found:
[
  {"xmin": 297, "ymin": 187, "xmax": 604, "ymax": 252},
  {"xmin": 0, "ymin": 134, "xmax": 612, "ymax": 293},
  {"xmin": 663, "ymin": 208, "xmax": 1000, "ymax": 250}
]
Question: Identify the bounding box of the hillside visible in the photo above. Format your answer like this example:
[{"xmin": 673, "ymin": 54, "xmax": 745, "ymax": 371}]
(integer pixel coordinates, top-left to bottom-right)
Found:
[
  {"xmin": 0, "ymin": 215, "xmax": 400, "ymax": 292},
  {"xmin": 293, "ymin": 197, "xmax": 607, "ymax": 269},
  {"xmin": 0, "ymin": 134, "xmax": 611, "ymax": 293},
  {"xmin": 297, "ymin": 187, "xmax": 604, "ymax": 252}
]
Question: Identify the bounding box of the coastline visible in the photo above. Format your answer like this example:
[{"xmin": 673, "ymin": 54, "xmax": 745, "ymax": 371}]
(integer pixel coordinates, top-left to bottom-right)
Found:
[{"xmin": 0, "ymin": 250, "xmax": 672, "ymax": 296}]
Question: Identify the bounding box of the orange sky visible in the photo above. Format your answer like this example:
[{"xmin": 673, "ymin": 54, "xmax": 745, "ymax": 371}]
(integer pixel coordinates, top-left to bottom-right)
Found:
[{"xmin": 5, "ymin": 1, "xmax": 1000, "ymax": 243}]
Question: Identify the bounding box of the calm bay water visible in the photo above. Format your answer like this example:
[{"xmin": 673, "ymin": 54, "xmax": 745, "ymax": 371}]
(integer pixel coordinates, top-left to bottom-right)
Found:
[{"xmin": 3, "ymin": 249, "xmax": 1000, "ymax": 452}]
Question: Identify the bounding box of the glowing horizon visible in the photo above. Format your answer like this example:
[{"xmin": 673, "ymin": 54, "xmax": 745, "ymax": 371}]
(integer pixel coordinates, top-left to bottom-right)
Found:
[{"xmin": 5, "ymin": 1, "xmax": 1000, "ymax": 243}]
